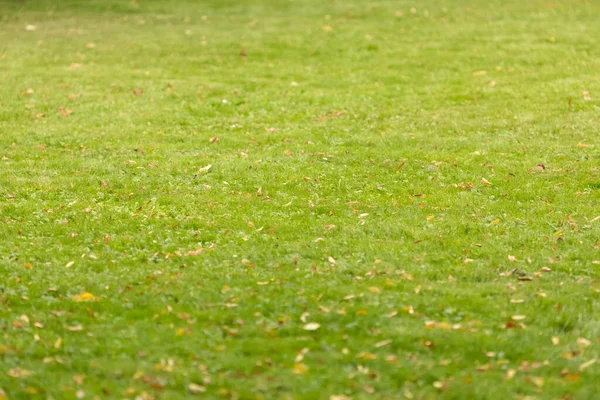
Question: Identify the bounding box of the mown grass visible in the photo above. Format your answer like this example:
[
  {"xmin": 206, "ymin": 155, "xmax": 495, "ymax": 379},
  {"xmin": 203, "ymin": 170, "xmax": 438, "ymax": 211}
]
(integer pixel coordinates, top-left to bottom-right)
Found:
[{"xmin": 1, "ymin": 0, "xmax": 600, "ymax": 399}]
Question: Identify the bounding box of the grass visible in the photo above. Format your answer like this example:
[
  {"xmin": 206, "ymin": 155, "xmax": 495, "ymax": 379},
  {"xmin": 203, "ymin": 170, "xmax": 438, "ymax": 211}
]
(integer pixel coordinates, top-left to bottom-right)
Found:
[{"xmin": 1, "ymin": 0, "xmax": 600, "ymax": 398}]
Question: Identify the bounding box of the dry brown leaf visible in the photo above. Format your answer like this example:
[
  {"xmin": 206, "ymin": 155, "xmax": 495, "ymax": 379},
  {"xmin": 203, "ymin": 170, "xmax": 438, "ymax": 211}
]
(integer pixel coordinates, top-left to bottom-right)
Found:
[
  {"xmin": 186, "ymin": 248, "xmax": 203, "ymax": 256},
  {"xmin": 293, "ymin": 363, "xmax": 309, "ymax": 375}
]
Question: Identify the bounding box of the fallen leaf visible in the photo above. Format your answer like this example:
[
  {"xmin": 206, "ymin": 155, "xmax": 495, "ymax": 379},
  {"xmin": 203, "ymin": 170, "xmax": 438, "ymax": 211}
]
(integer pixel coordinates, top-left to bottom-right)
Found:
[
  {"xmin": 531, "ymin": 377, "xmax": 544, "ymax": 387},
  {"xmin": 356, "ymin": 351, "xmax": 377, "ymax": 360},
  {"xmin": 508, "ymin": 255, "xmax": 516, "ymax": 262},
  {"xmin": 67, "ymin": 325, "xmax": 83, "ymax": 332},
  {"xmin": 133, "ymin": 88, "xmax": 144, "ymax": 95},
  {"xmin": 511, "ymin": 315, "xmax": 526, "ymax": 321},
  {"xmin": 563, "ymin": 372, "xmax": 580, "ymax": 382},
  {"xmin": 58, "ymin": 106, "xmax": 73, "ymax": 116},
  {"xmin": 374, "ymin": 339, "xmax": 392, "ymax": 348},
  {"xmin": 481, "ymin": 177, "xmax": 492, "ymax": 186},
  {"xmin": 303, "ymin": 322, "xmax": 320, "ymax": 331},
  {"xmin": 293, "ymin": 363, "xmax": 309, "ymax": 374},
  {"xmin": 186, "ymin": 248, "xmax": 203, "ymax": 256},
  {"xmin": 324, "ymin": 224, "xmax": 336, "ymax": 232},
  {"xmin": 7, "ymin": 368, "xmax": 33, "ymax": 378},
  {"xmin": 579, "ymin": 359, "xmax": 596, "ymax": 371},
  {"xmin": 505, "ymin": 369, "xmax": 516, "ymax": 380},
  {"xmin": 476, "ymin": 364, "xmax": 491, "ymax": 371},
  {"xmin": 72, "ymin": 292, "xmax": 97, "ymax": 302},
  {"xmin": 577, "ymin": 337, "xmax": 592, "ymax": 348},
  {"xmin": 188, "ymin": 383, "xmax": 206, "ymax": 394}
]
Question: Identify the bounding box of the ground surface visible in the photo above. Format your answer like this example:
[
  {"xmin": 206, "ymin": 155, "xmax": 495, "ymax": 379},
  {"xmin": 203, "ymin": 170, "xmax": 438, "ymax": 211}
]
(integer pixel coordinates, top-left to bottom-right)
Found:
[{"xmin": 1, "ymin": 0, "xmax": 600, "ymax": 399}]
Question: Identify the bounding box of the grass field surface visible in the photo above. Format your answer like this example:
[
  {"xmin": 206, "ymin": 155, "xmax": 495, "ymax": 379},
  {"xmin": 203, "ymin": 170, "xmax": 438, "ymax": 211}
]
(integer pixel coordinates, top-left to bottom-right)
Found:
[{"xmin": 1, "ymin": 0, "xmax": 600, "ymax": 398}]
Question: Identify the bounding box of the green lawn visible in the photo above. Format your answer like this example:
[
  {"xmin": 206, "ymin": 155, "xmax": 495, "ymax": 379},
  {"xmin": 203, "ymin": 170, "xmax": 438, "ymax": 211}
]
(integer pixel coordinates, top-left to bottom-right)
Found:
[{"xmin": 1, "ymin": 0, "xmax": 600, "ymax": 398}]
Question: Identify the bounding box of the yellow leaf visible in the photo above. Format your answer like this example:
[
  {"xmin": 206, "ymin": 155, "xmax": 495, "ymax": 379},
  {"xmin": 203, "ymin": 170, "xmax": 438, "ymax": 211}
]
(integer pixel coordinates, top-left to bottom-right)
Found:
[
  {"xmin": 356, "ymin": 351, "xmax": 377, "ymax": 360},
  {"xmin": 368, "ymin": 286, "xmax": 381, "ymax": 293},
  {"xmin": 72, "ymin": 292, "xmax": 97, "ymax": 302},
  {"xmin": 54, "ymin": 337, "xmax": 62, "ymax": 349},
  {"xmin": 132, "ymin": 370, "xmax": 144, "ymax": 380},
  {"xmin": 564, "ymin": 373, "xmax": 580, "ymax": 382},
  {"xmin": 436, "ymin": 322, "xmax": 452, "ymax": 330},
  {"xmin": 293, "ymin": 363, "xmax": 309, "ymax": 375},
  {"xmin": 176, "ymin": 328, "xmax": 184, "ymax": 336}
]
